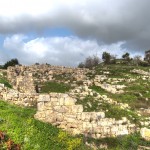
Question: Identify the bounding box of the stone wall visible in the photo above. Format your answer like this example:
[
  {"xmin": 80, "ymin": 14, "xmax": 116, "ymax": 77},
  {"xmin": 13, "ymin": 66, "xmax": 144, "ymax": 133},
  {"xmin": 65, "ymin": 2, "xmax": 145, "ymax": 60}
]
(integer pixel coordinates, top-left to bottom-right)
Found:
[
  {"xmin": 0, "ymin": 83, "xmax": 136, "ymax": 138},
  {"xmin": 7, "ymin": 66, "xmax": 36, "ymax": 93},
  {"xmin": 0, "ymin": 84, "xmax": 38, "ymax": 107},
  {"xmin": 7, "ymin": 64, "xmax": 89, "ymax": 93},
  {"xmin": 34, "ymin": 94, "xmax": 136, "ymax": 138}
]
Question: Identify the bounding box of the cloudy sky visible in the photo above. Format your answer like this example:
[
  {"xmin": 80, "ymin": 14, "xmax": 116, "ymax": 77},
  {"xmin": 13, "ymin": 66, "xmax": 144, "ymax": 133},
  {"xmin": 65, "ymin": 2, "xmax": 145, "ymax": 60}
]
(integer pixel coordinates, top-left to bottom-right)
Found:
[{"xmin": 0, "ymin": 0, "xmax": 150, "ymax": 66}]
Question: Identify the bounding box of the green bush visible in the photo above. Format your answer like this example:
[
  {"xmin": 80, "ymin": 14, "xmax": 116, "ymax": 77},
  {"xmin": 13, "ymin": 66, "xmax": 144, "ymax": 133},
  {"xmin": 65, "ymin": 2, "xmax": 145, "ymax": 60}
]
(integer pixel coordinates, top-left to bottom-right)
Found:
[{"xmin": 0, "ymin": 77, "xmax": 12, "ymax": 88}]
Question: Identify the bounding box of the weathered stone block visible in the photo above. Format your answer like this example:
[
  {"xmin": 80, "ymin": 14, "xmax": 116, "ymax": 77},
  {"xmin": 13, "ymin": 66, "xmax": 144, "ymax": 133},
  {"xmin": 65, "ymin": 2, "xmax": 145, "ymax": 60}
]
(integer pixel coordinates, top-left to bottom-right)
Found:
[
  {"xmin": 64, "ymin": 97, "xmax": 75, "ymax": 105},
  {"xmin": 38, "ymin": 95, "xmax": 50, "ymax": 102},
  {"xmin": 59, "ymin": 97, "xmax": 64, "ymax": 105},
  {"xmin": 44, "ymin": 102, "xmax": 52, "ymax": 107},
  {"xmin": 53, "ymin": 106, "xmax": 67, "ymax": 113},
  {"xmin": 51, "ymin": 97, "xmax": 58, "ymax": 102},
  {"xmin": 71, "ymin": 105, "xmax": 83, "ymax": 113},
  {"xmin": 37, "ymin": 102, "xmax": 45, "ymax": 111},
  {"xmin": 45, "ymin": 110, "xmax": 53, "ymax": 116}
]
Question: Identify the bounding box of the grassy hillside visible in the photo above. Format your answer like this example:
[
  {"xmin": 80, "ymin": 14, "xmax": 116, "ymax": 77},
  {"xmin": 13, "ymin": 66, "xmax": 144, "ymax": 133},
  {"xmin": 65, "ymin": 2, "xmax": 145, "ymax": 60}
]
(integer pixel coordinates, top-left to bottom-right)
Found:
[
  {"xmin": 0, "ymin": 64, "xmax": 150, "ymax": 149},
  {"xmin": 0, "ymin": 100, "xmax": 87, "ymax": 150},
  {"xmin": 0, "ymin": 100, "xmax": 149, "ymax": 150}
]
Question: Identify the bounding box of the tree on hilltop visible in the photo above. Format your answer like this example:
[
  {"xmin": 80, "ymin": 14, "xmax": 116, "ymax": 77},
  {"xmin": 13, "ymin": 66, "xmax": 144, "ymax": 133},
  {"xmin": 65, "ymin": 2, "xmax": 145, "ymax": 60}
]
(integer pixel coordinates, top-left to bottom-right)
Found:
[
  {"xmin": 78, "ymin": 55, "xmax": 101, "ymax": 69},
  {"xmin": 122, "ymin": 52, "xmax": 130, "ymax": 61},
  {"xmin": 3, "ymin": 58, "xmax": 19, "ymax": 69},
  {"xmin": 102, "ymin": 52, "xmax": 111, "ymax": 64}
]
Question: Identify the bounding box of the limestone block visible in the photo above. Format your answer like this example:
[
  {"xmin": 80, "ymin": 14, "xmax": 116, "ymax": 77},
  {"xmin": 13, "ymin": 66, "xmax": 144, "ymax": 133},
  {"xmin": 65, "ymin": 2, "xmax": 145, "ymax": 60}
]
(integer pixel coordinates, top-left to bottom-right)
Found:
[
  {"xmin": 44, "ymin": 102, "xmax": 52, "ymax": 107},
  {"xmin": 140, "ymin": 128, "xmax": 150, "ymax": 141},
  {"xmin": 103, "ymin": 127, "xmax": 111, "ymax": 134},
  {"xmin": 48, "ymin": 116, "xmax": 57, "ymax": 123},
  {"xmin": 96, "ymin": 134, "xmax": 101, "ymax": 138},
  {"xmin": 92, "ymin": 122, "xmax": 98, "ymax": 128},
  {"xmin": 117, "ymin": 125, "xmax": 129, "ymax": 135},
  {"xmin": 59, "ymin": 97, "xmax": 64, "ymax": 105},
  {"xmin": 51, "ymin": 101, "xmax": 60, "ymax": 106},
  {"xmin": 37, "ymin": 102, "xmax": 45, "ymax": 111},
  {"xmin": 81, "ymin": 112, "xmax": 91, "ymax": 121},
  {"xmin": 65, "ymin": 117, "xmax": 76, "ymax": 123},
  {"xmin": 116, "ymin": 120, "xmax": 124, "ymax": 125},
  {"xmin": 53, "ymin": 106, "xmax": 69, "ymax": 113},
  {"xmin": 96, "ymin": 112, "xmax": 105, "ymax": 119},
  {"xmin": 62, "ymin": 94, "xmax": 69, "ymax": 98},
  {"xmin": 2, "ymin": 93, "xmax": 7, "ymax": 100},
  {"xmin": 44, "ymin": 110, "xmax": 53, "ymax": 118},
  {"xmin": 0, "ymin": 83, "xmax": 4, "ymax": 88},
  {"xmin": 66, "ymin": 122, "xmax": 79, "ymax": 128},
  {"xmin": 59, "ymin": 122, "xmax": 68, "ymax": 129},
  {"xmin": 64, "ymin": 97, "xmax": 75, "ymax": 105},
  {"xmin": 34, "ymin": 112, "xmax": 46, "ymax": 119},
  {"xmin": 81, "ymin": 92, "xmax": 89, "ymax": 96},
  {"xmin": 55, "ymin": 114, "xmax": 64, "ymax": 122},
  {"xmin": 122, "ymin": 117, "xmax": 128, "ymax": 123},
  {"xmin": 111, "ymin": 125, "xmax": 118, "ymax": 134},
  {"xmin": 71, "ymin": 105, "xmax": 83, "ymax": 113},
  {"xmin": 38, "ymin": 94, "xmax": 50, "ymax": 102},
  {"xmin": 51, "ymin": 97, "xmax": 58, "ymax": 102},
  {"xmin": 64, "ymin": 115, "xmax": 76, "ymax": 123},
  {"xmin": 84, "ymin": 86, "xmax": 89, "ymax": 92},
  {"xmin": 76, "ymin": 113, "xmax": 82, "ymax": 120},
  {"xmin": 71, "ymin": 128, "xmax": 81, "ymax": 135},
  {"xmin": 98, "ymin": 121, "xmax": 108, "ymax": 126}
]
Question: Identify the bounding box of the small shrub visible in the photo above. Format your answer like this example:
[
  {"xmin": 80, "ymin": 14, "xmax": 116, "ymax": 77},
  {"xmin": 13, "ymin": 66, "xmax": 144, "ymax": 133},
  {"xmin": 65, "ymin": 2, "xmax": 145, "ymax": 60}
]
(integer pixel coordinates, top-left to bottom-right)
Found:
[{"xmin": 0, "ymin": 78, "xmax": 12, "ymax": 88}]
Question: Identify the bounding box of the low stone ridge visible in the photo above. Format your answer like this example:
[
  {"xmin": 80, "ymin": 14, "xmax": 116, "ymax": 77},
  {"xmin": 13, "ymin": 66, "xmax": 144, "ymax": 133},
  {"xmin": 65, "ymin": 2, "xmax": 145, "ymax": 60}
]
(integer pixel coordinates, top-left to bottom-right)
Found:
[{"xmin": 94, "ymin": 75, "xmax": 127, "ymax": 94}]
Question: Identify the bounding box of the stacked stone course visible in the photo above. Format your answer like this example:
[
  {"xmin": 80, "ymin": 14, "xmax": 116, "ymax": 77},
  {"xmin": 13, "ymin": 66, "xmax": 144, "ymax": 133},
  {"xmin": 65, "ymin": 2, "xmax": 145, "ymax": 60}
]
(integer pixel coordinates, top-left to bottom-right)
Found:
[
  {"xmin": 34, "ymin": 94, "xmax": 136, "ymax": 138},
  {"xmin": 0, "ymin": 84, "xmax": 38, "ymax": 107}
]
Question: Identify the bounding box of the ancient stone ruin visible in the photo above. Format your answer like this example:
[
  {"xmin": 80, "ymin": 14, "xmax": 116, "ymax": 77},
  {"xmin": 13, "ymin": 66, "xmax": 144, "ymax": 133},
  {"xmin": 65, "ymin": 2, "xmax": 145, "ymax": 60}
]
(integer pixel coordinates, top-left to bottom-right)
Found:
[
  {"xmin": 1, "ymin": 64, "xmax": 150, "ymax": 141},
  {"xmin": 7, "ymin": 64, "xmax": 89, "ymax": 93},
  {"xmin": 34, "ymin": 94, "xmax": 136, "ymax": 138}
]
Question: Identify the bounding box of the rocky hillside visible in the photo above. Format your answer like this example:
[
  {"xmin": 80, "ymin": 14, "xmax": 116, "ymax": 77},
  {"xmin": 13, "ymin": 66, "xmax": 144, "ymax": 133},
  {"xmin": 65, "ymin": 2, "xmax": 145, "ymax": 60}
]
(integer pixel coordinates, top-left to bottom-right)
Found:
[{"xmin": 0, "ymin": 64, "xmax": 150, "ymax": 150}]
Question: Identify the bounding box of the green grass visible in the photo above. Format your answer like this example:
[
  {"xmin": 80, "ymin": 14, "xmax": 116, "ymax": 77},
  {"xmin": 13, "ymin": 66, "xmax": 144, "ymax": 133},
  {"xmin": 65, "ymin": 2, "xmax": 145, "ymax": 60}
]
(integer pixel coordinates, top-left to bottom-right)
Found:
[
  {"xmin": 0, "ymin": 77, "xmax": 12, "ymax": 88},
  {"xmin": 40, "ymin": 81, "xmax": 71, "ymax": 93},
  {"xmin": 53, "ymin": 73, "xmax": 75, "ymax": 82},
  {"xmin": 0, "ymin": 100, "xmax": 87, "ymax": 150},
  {"xmin": 76, "ymin": 96, "xmax": 140, "ymax": 123},
  {"xmin": 90, "ymin": 83, "xmax": 150, "ymax": 109},
  {"xmin": 0, "ymin": 100, "xmax": 149, "ymax": 150},
  {"xmin": 86, "ymin": 132, "xmax": 150, "ymax": 150},
  {"xmin": 95, "ymin": 64, "xmax": 150, "ymax": 79}
]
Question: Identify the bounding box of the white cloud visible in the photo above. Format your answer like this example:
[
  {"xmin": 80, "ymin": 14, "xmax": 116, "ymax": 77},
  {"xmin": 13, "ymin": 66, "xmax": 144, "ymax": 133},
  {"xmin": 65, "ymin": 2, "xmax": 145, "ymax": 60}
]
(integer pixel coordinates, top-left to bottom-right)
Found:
[
  {"xmin": 0, "ymin": 0, "xmax": 149, "ymax": 52},
  {"xmin": 3, "ymin": 34, "xmax": 127, "ymax": 66}
]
